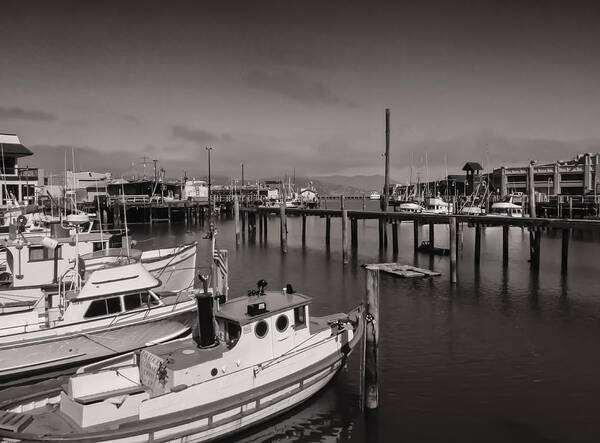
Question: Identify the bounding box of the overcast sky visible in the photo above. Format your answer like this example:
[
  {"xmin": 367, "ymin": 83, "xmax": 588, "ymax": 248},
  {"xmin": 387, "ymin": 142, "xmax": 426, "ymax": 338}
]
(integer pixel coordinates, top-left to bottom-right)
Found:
[{"xmin": 2, "ymin": 0, "xmax": 600, "ymax": 181}]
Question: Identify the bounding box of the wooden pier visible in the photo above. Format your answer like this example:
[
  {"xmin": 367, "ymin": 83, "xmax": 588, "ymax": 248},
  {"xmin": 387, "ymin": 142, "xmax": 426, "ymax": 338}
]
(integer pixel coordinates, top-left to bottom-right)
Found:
[{"xmin": 240, "ymin": 206, "xmax": 600, "ymax": 278}]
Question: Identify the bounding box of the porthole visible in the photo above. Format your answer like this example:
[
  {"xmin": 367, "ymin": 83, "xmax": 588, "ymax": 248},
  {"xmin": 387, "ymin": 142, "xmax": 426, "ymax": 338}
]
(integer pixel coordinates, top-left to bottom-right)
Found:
[
  {"xmin": 276, "ymin": 315, "xmax": 289, "ymax": 332},
  {"xmin": 211, "ymin": 368, "xmax": 218, "ymax": 377},
  {"xmin": 255, "ymin": 320, "xmax": 269, "ymax": 338}
]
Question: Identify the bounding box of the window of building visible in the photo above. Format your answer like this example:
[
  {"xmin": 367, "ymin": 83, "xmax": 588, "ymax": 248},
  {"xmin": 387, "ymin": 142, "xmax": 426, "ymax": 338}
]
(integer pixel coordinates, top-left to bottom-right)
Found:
[
  {"xmin": 294, "ymin": 306, "xmax": 306, "ymax": 328},
  {"xmin": 124, "ymin": 293, "xmax": 142, "ymax": 311},
  {"xmin": 29, "ymin": 245, "xmax": 62, "ymax": 262},
  {"xmin": 507, "ymin": 175, "xmax": 526, "ymax": 183}
]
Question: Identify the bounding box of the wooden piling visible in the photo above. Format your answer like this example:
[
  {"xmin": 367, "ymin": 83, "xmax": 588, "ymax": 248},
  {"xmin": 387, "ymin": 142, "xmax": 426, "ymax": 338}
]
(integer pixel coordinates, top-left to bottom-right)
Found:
[
  {"xmin": 528, "ymin": 163, "xmax": 536, "ymax": 218},
  {"xmin": 280, "ymin": 202, "xmax": 287, "ymax": 253},
  {"xmin": 449, "ymin": 216, "xmax": 457, "ymax": 283},
  {"xmin": 378, "ymin": 219, "xmax": 385, "ymax": 250},
  {"xmin": 342, "ymin": 209, "xmax": 349, "ymax": 264},
  {"xmin": 302, "ymin": 215, "xmax": 307, "ymax": 245},
  {"xmin": 351, "ymin": 217, "xmax": 358, "ymax": 251},
  {"xmin": 364, "ymin": 266, "xmax": 380, "ymax": 410},
  {"xmin": 392, "ymin": 221, "xmax": 398, "ymax": 254},
  {"xmin": 413, "ymin": 221, "xmax": 419, "ymax": 252},
  {"xmin": 429, "ymin": 223, "xmax": 435, "ymax": 246},
  {"xmin": 561, "ymin": 228, "xmax": 569, "ymax": 274},
  {"xmin": 362, "ymin": 194, "xmax": 366, "ymax": 211},
  {"xmin": 263, "ymin": 214, "xmax": 268, "ymax": 239},
  {"xmin": 569, "ymin": 197, "xmax": 573, "ymax": 219},
  {"xmin": 234, "ymin": 197, "xmax": 240, "ymax": 245},
  {"xmin": 325, "ymin": 216, "xmax": 331, "ymax": 247},
  {"xmin": 167, "ymin": 205, "xmax": 172, "ymax": 225},
  {"xmin": 529, "ymin": 228, "xmax": 541, "ymax": 270},
  {"xmin": 502, "ymin": 224, "xmax": 509, "ymax": 266},
  {"xmin": 474, "ymin": 224, "xmax": 481, "ymax": 265}
]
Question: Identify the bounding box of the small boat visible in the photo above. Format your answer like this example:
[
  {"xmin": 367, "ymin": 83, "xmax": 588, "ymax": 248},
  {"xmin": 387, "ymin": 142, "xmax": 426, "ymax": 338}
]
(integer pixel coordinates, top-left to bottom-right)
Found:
[
  {"xmin": 0, "ymin": 281, "xmax": 363, "ymax": 442},
  {"xmin": 0, "ymin": 258, "xmax": 197, "ymax": 385},
  {"xmin": 397, "ymin": 201, "xmax": 424, "ymax": 213},
  {"xmin": 489, "ymin": 201, "xmax": 523, "ymax": 217},
  {"xmin": 369, "ymin": 191, "xmax": 381, "ymax": 200},
  {"xmin": 460, "ymin": 205, "xmax": 486, "ymax": 215},
  {"xmin": 422, "ymin": 196, "xmax": 452, "ymax": 214},
  {"xmin": 417, "ymin": 240, "xmax": 449, "ymax": 255}
]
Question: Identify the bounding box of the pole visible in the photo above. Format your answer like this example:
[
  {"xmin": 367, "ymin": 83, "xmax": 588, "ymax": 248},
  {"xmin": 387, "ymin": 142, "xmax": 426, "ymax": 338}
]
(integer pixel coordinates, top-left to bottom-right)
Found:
[
  {"xmin": 449, "ymin": 216, "xmax": 457, "ymax": 283},
  {"xmin": 342, "ymin": 209, "xmax": 349, "ymax": 264},
  {"xmin": 382, "ymin": 108, "xmax": 390, "ymax": 212},
  {"xmin": 325, "ymin": 216, "xmax": 331, "ymax": 247},
  {"xmin": 528, "ymin": 162, "xmax": 536, "ymax": 218},
  {"xmin": 280, "ymin": 185, "xmax": 287, "ymax": 253},
  {"xmin": 561, "ymin": 228, "xmax": 569, "ymax": 274},
  {"xmin": 364, "ymin": 266, "xmax": 379, "ymax": 410},
  {"xmin": 234, "ymin": 196, "xmax": 240, "ymax": 245},
  {"xmin": 206, "ymin": 147, "xmax": 213, "ymax": 224},
  {"xmin": 474, "ymin": 224, "xmax": 481, "ymax": 265},
  {"xmin": 241, "ymin": 163, "xmax": 244, "ymax": 188},
  {"xmin": 502, "ymin": 224, "xmax": 509, "ymax": 266}
]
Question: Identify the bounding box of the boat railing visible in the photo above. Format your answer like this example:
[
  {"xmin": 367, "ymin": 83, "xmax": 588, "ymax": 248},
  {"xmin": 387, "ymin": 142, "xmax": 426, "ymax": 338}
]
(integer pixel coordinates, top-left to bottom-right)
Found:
[{"xmin": 80, "ymin": 248, "xmax": 142, "ymax": 266}]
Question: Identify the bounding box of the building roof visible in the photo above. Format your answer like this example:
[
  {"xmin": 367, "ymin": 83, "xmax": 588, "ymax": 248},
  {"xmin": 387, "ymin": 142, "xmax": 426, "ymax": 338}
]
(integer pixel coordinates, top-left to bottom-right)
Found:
[
  {"xmin": 462, "ymin": 162, "xmax": 483, "ymax": 172},
  {"xmin": 0, "ymin": 134, "xmax": 33, "ymax": 158}
]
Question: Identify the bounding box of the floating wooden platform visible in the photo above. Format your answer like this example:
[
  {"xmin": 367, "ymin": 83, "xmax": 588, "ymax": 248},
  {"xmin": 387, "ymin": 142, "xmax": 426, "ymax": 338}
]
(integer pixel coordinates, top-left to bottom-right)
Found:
[{"xmin": 363, "ymin": 263, "xmax": 441, "ymax": 279}]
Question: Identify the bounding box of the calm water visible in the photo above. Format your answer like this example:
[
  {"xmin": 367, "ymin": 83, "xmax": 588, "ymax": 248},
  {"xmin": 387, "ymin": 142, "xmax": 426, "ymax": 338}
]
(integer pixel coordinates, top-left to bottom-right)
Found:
[{"xmin": 127, "ymin": 200, "xmax": 600, "ymax": 443}]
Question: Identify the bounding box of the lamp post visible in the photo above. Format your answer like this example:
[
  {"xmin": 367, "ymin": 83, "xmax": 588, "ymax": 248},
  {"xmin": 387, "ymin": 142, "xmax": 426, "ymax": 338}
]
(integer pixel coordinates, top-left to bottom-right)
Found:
[
  {"xmin": 548, "ymin": 178, "xmax": 552, "ymax": 201},
  {"xmin": 206, "ymin": 146, "xmax": 213, "ymax": 218}
]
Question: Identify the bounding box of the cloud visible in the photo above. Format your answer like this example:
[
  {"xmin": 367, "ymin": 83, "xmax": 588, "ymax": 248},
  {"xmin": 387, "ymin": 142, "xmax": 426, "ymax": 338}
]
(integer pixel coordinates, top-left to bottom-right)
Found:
[
  {"xmin": 172, "ymin": 125, "xmax": 233, "ymax": 144},
  {"xmin": 121, "ymin": 114, "xmax": 141, "ymax": 125},
  {"xmin": 242, "ymin": 69, "xmax": 353, "ymax": 106},
  {"xmin": 0, "ymin": 106, "xmax": 56, "ymax": 122}
]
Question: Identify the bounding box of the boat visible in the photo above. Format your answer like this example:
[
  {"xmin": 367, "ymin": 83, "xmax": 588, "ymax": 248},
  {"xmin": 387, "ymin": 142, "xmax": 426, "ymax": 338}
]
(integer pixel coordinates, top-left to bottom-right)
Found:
[
  {"xmin": 417, "ymin": 240, "xmax": 449, "ymax": 255},
  {"xmin": 488, "ymin": 202, "xmax": 523, "ymax": 217},
  {"xmin": 299, "ymin": 184, "xmax": 319, "ymax": 208},
  {"xmin": 460, "ymin": 205, "xmax": 486, "ymax": 215},
  {"xmin": 0, "ymin": 281, "xmax": 363, "ymax": 441},
  {"xmin": 369, "ymin": 191, "xmax": 381, "ymax": 200},
  {"xmin": 0, "ymin": 256, "xmax": 197, "ymax": 385},
  {"xmin": 397, "ymin": 201, "xmax": 424, "ymax": 213},
  {"xmin": 422, "ymin": 196, "xmax": 452, "ymax": 214},
  {"xmin": 0, "ymin": 218, "xmax": 197, "ymax": 293}
]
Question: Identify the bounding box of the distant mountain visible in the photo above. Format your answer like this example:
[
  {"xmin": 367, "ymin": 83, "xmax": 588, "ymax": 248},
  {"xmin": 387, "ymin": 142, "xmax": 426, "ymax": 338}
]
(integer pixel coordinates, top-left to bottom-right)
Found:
[{"xmin": 310, "ymin": 174, "xmax": 399, "ymax": 193}]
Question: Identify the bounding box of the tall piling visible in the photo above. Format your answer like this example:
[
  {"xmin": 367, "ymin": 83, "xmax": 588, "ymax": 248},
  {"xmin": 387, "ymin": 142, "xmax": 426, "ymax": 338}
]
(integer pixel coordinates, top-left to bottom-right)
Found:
[
  {"xmin": 529, "ymin": 228, "xmax": 541, "ymax": 270},
  {"xmin": 302, "ymin": 215, "xmax": 307, "ymax": 245},
  {"xmin": 234, "ymin": 197, "xmax": 240, "ymax": 245},
  {"xmin": 474, "ymin": 224, "xmax": 481, "ymax": 265},
  {"xmin": 528, "ymin": 162, "xmax": 536, "ymax": 218},
  {"xmin": 413, "ymin": 220, "xmax": 419, "ymax": 252},
  {"xmin": 391, "ymin": 221, "xmax": 398, "ymax": 254},
  {"xmin": 325, "ymin": 216, "xmax": 331, "ymax": 247},
  {"xmin": 502, "ymin": 224, "xmax": 509, "ymax": 266},
  {"xmin": 429, "ymin": 223, "xmax": 435, "ymax": 247},
  {"xmin": 364, "ymin": 266, "xmax": 380, "ymax": 410},
  {"xmin": 382, "ymin": 108, "xmax": 390, "ymax": 212},
  {"xmin": 280, "ymin": 201, "xmax": 287, "ymax": 254},
  {"xmin": 351, "ymin": 218, "xmax": 358, "ymax": 251},
  {"xmin": 561, "ymin": 228, "xmax": 569, "ymax": 274},
  {"xmin": 342, "ymin": 209, "xmax": 349, "ymax": 264},
  {"xmin": 449, "ymin": 216, "xmax": 457, "ymax": 283}
]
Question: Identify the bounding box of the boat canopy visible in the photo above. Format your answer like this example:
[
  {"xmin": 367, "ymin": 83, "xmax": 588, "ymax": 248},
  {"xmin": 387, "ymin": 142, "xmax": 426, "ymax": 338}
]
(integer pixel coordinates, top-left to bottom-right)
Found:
[{"xmin": 75, "ymin": 262, "xmax": 160, "ymax": 300}]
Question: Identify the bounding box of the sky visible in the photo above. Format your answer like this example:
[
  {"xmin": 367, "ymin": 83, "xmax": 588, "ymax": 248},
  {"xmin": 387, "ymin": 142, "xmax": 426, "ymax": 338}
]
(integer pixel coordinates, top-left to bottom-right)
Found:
[{"xmin": 2, "ymin": 0, "xmax": 600, "ymax": 182}]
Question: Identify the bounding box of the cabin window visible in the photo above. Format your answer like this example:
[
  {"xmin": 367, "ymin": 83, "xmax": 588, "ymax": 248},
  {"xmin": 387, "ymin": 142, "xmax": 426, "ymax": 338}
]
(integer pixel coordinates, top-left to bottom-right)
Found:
[
  {"xmin": 255, "ymin": 320, "xmax": 269, "ymax": 338},
  {"xmin": 124, "ymin": 293, "xmax": 143, "ymax": 311},
  {"xmin": 29, "ymin": 245, "xmax": 62, "ymax": 262},
  {"xmin": 276, "ymin": 314, "xmax": 289, "ymax": 332},
  {"xmin": 84, "ymin": 297, "xmax": 122, "ymax": 318},
  {"xmin": 141, "ymin": 291, "xmax": 159, "ymax": 306},
  {"xmin": 107, "ymin": 297, "xmax": 122, "ymax": 314},
  {"xmin": 294, "ymin": 306, "xmax": 306, "ymax": 328},
  {"xmin": 92, "ymin": 241, "xmax": 106, "ymax": 252},
  {"xmin": 226, "ymin": 321, "xmax": 242, "ymax": 347},
  {"xmin": 84, "ymin": 299, "xmax": 108, "ymax": 318}
]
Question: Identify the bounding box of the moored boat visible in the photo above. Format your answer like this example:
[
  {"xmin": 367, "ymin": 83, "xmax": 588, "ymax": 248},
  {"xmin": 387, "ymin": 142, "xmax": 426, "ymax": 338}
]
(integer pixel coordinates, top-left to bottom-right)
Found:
[{"xmin": 0, "ymin": 282, "xmax": 363, "ymax": 442}]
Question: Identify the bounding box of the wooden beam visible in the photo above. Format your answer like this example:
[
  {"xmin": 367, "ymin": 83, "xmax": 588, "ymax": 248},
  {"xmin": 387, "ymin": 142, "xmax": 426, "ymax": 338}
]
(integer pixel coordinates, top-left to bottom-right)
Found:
[
  {"xmin": 474, "ymin": 224, "xmax": 481, "ymax": 265},
  {"xmin": 413, "ymin": 221, "xmax": 419, "ymax": 252},
  {"xmin": 325, "ymin": 216, "xmax": 331, "ymax": 246},
  {"xmin": 392, "ymin": 221, "xmax": 398, "ymax": 254},
  {"xmin": 342, "ymin": 209, "xmax": 349, "ymax": 264}
]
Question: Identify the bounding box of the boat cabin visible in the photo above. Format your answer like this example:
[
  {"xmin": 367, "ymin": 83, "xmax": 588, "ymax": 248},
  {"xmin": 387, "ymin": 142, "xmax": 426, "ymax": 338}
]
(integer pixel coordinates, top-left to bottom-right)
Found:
[{"xmin": 489, "ymin": 202, "xmax": 523, "ymax": 217}]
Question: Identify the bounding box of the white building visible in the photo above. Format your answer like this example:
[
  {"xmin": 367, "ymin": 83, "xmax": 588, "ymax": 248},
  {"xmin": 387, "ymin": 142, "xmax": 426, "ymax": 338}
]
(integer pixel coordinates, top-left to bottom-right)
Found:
[{"xmin": 0, "ymin": 134, "xmax": 41, "ymax": 205}]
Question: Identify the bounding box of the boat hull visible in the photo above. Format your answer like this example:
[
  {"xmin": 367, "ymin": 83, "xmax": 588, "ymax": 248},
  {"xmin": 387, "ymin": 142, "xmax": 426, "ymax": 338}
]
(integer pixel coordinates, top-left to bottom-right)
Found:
[
  {"xmin": 0, "ymin": 307, "xmax": 363, "ymax": 442},
  {"xmin": 0, "ymin": 309, "xmax": 196, "ymax": 386}
]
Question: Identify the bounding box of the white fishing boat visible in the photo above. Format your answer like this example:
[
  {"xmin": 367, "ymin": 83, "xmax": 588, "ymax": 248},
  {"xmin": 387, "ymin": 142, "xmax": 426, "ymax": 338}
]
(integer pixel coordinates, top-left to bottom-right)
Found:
[
  {"xmin": 0, "ymin": 222, "xmax": 197, "ymax": 293},
  {"xmin": 0, "ymin": 281, "xmax": 363, "ymax": 442},
  {"xmin": 397, "ymin": 201, "xmax": 424, "ymax": 213},
  {"xmin": 369, "ymin": 191, "xmax": 381, "ymax": 200},
  {"xmin": 488, "ymin": 201, "xmax": 523, "ymax": 217},
  {"xmin": 422, "ymin": 196, "xmax": 452, "ymax": 214},
  {"xmin": 460, "ymin": 205, "xmax": 486, "ymax": 215}
]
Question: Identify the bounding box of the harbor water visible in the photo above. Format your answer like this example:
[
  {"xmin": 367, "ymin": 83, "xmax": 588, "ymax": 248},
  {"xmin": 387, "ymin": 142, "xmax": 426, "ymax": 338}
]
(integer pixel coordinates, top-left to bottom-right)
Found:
[{"xmin": 130, "ymin": 199, "xmax": 600, "ymax": 443}]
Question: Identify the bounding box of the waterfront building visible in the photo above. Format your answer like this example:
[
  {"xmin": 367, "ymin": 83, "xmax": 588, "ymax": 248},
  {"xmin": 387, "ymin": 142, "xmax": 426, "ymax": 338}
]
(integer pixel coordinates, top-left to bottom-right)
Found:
[
  {"xmin": 0, "ymin": 134, "xmax": 41, "ymax": 205},
  {"xmin": 491, "ymin": 153, "xmax": 600, "ymax": 199}
]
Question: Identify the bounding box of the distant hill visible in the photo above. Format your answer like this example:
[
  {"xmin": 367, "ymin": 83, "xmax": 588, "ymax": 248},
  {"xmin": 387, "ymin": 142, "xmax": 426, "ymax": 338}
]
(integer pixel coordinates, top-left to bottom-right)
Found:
[{"xmin": 310, "ymin": 174, "xmax": 399, "ymax": 193}]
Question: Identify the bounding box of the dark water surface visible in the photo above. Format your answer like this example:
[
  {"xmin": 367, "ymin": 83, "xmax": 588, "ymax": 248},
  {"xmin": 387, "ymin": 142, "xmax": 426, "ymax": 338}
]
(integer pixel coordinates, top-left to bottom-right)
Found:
[{"xmin": 129, "ymin": 200, "xmax": 600, "ymax": 443}]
